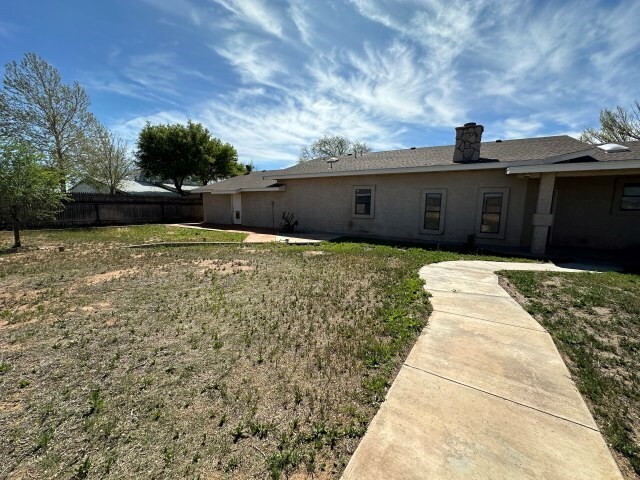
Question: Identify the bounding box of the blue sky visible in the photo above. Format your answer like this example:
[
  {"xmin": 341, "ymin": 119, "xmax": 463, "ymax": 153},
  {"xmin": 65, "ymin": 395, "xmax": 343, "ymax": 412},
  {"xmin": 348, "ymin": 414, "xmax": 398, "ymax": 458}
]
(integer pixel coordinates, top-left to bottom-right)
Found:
[{"xmin": 2, "ymin": 0, "xmax": 639, "ymax": 170}]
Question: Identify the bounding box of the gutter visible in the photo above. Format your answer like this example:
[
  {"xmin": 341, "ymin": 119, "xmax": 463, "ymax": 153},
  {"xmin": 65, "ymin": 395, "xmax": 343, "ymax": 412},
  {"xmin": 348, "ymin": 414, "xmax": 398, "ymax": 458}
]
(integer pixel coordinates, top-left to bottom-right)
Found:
[{"xmin": 506, "ymin": 159, "xmax": 640, "ymax": 175}]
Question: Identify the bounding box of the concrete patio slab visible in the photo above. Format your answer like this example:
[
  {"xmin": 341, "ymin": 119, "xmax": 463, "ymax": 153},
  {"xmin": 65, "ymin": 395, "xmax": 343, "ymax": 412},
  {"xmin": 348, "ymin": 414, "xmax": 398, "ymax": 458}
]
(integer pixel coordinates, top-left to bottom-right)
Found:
[{"xmin": 342, "ymin": 260, "xmax": 622, "ymax": 480}]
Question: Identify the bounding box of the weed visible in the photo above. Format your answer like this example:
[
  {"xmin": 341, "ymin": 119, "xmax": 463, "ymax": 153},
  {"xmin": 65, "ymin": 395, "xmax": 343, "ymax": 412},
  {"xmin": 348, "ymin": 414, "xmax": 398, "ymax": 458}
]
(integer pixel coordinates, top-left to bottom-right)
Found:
[
  {"xmin": 0, "ymin": 361, "xmax": 10, "ymax": 374},
  {"xmin": 86, "ymin": 389, "xmax": 104, "ymax": 416}
]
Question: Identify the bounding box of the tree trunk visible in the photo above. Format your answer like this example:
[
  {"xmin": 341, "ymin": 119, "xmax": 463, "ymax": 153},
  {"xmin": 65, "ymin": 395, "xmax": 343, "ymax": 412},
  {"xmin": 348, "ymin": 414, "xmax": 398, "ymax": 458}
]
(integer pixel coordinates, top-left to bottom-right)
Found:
[
  {"xmin": 174, "ymin": 178, "xmax": 184, "ymax": 196},
  {"xmin": 10, "ymin": 206, "xmax": 21, "ymax": 248}
]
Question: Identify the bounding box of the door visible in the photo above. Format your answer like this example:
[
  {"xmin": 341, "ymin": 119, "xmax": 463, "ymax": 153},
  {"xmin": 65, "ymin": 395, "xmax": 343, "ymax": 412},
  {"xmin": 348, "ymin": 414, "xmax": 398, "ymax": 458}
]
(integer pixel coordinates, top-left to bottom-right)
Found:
[{"xmin": 232, "ymin": 193, "xmax": 242, "ymax": 224}]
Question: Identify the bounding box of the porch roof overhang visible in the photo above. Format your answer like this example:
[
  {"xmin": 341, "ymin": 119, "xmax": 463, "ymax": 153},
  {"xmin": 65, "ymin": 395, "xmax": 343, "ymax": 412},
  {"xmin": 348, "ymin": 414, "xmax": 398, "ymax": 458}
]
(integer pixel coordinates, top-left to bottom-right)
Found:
[{"xmin": 506, "ymin": 160, "xmax": 640, "ymax": 177}]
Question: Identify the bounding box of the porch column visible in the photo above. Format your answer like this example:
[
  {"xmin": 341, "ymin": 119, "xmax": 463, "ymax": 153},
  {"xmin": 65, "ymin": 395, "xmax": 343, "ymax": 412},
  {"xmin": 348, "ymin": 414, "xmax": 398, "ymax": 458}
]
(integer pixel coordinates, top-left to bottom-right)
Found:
[{"xmin": 530, "ymin": 173, "xmax": 556, "ymax": 255}]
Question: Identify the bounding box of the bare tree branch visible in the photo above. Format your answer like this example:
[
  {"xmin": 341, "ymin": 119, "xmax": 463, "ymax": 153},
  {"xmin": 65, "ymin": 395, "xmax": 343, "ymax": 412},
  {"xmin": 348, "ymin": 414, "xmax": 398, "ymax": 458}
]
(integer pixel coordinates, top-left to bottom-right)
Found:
[
  {"xmin": 0, "ymin": 53, "xmax": 95, "ymax": 190},
  {"xmin": 580, "ymin": 101, "xmax": 640, "ymax": 144}
]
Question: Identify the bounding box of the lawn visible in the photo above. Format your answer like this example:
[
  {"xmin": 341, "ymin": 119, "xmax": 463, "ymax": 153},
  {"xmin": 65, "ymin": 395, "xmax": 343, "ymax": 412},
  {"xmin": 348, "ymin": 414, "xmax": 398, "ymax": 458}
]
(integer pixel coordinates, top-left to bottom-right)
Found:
[
  {"xmin": 501, "ymin": 270, "xmax": 640, "ymax": 479},
  {"xmin": 2, "ymin": 225, "xmax": 247, "ymax": 251},
  {"xmin": 0, "ymin": 226, "xmax": 492, "ymax": 479}
]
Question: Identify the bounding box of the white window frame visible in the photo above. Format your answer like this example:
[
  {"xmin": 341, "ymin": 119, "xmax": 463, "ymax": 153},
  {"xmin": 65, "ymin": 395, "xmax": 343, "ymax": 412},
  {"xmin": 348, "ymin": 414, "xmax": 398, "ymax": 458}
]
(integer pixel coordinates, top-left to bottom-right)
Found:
[
  {"xmin": 612, "ymin": 177, "xmax": 640, "ymax": 216},
  {"xmin": 352, "ymin": 185, "xmax": 375, "ymax": 219},
  {"xmin": 419, "ymin": 188, "xmax": 447, "ymax": 234},
  {"xmin": 475, "ymin": 187, "xmax": 510, "ymax": 239}
]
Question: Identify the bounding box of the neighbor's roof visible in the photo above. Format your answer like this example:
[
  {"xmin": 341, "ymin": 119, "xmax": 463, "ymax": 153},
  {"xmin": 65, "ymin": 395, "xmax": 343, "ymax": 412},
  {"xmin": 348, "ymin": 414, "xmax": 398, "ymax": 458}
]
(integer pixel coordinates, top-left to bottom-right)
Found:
[
  {"xmin": 118, "ymin": 179, "xmax": 181, "ymax": 195},
  {"xmin": 160, "ymin": 183, "xmax": 200, "ymax": 193},
  {"xmin": 71, "ymin": 178, "xmax": 182, "ymax": 196},
  {"xmin": 267, "ymin": 136, "xmax": 598, "ymax": 179},
  {"xmin": 192, "ymin": 170, "xmax": 282, "ymax": 193}
]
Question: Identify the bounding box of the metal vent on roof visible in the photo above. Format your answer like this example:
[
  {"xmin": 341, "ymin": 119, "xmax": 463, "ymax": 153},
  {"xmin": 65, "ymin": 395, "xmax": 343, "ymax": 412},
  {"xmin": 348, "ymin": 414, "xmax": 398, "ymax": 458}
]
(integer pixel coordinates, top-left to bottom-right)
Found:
[
  {"xmin": 327, "ymin": 157, "xmax": 339, "ymax": 169},
  {"xmin": 597, "ymin": 143, "xmax": 630, "ymax": 153}
]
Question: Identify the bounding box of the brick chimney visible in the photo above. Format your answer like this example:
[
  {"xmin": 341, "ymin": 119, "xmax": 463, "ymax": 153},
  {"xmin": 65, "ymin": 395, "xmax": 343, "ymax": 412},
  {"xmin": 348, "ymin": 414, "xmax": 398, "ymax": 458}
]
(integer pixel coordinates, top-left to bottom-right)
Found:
[{"xmin": 453, "ymin": 122, "xmax": 484, "ymax": 163}]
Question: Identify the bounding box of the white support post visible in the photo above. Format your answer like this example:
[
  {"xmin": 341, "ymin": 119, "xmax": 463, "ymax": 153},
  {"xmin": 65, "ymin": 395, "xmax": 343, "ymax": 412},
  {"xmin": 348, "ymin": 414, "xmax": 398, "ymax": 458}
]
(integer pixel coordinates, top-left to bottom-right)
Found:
[{"xmin": 530, "ymin": 173, "xmax": 556, "ymax": 255}]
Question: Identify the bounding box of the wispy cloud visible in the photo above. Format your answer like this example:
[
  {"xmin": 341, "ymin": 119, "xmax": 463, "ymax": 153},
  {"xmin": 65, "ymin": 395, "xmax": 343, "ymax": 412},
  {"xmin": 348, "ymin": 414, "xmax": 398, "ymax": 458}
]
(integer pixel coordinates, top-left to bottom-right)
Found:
[
  {"xmin": 212, "ymin": 34, "xmax": 284, "ymax": 87},
  {"xmin": 212, "ymin": 0, "xmax": 285, "ymax": 38},
  {"xmin": 85, "ymin": 52, "xmax": 209, "ymax": 105}
]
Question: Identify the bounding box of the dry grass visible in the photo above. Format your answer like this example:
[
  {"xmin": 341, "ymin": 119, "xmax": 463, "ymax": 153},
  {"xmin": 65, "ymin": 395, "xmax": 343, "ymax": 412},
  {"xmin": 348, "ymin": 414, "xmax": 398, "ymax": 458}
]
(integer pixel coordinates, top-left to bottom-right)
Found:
[
  {"xmin": 1, "ymin": 227, "xmax": 497, "ymax": 479},
  {"xmin": 501, "ymin": 270, "xmax": 640, "ymax": 479}
]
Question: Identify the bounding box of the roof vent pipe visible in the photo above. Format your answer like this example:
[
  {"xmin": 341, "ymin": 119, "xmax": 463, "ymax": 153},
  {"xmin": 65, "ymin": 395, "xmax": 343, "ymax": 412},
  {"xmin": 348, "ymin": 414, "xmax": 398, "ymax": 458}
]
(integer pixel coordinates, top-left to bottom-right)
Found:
[{"xmin": 453, "ymin": 122, "xmax": 484, "ymax": 163}]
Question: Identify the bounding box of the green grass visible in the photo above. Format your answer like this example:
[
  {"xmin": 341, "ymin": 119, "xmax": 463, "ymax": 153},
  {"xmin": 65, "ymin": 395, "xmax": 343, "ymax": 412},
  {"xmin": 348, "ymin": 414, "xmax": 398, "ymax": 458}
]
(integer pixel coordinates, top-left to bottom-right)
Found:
[
  {"xmin": 0, "ymin": 225, "xmax": 247, "ymax": 250},
  {"xmin": 0, "ymin": 227, "xmax": 519, "ymax": 479},
  {"xmin": 501, "ymin": 270, "xmax": 640, "ymax": 478}
]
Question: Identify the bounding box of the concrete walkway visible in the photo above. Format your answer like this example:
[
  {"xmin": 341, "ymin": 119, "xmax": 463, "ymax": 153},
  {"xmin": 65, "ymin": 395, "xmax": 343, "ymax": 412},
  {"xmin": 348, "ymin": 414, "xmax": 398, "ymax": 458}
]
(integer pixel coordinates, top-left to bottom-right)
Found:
[
  {"xmin": 170, "ymin": 223, "xmax": 340, "ymax": 244},
  {"xmin": 342, "ymin": 261, "xmax": 622, "ymax": 480}
]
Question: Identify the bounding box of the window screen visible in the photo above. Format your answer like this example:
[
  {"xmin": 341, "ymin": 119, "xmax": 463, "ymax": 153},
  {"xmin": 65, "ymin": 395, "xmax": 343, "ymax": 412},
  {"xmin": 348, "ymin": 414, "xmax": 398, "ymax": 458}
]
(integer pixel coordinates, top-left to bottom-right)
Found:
[
  {"xmin": 354, "ymin": 188, "xmax": 372, "ymax": 215},
  {"xmin": 480, "ymin": 193, "xmax": 503, "ymax": 233},
  {"xmin": 424, "ymin": 193, "xmax": 442, "ymax": 230}
]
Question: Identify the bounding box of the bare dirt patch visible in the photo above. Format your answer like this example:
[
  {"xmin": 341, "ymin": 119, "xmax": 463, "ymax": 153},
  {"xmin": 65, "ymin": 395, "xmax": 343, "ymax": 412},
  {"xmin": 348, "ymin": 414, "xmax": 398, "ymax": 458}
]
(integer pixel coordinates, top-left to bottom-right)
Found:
[
  {"xmin": 84, "ymin": 268, "xmax": 140, "ymax": 285},
  {"xmin": 302, "ymin": 251, "xmax": 325, "ymax": 257},
  {"xmin": 80, "ymin": 301, "xmax": 113, "ymax": 313},
  {"xmin": 193, "ymin": 258, "xmax": 255, "ymax": 275}
]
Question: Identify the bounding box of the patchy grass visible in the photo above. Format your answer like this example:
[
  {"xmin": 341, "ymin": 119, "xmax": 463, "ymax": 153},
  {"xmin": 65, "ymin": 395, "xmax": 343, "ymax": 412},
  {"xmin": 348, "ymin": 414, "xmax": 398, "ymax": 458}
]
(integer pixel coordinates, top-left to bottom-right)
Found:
[
  {"xmin": 0, "ymin": 228, "xmax": 513, "ymax": 478},
  {"xmin": 501, "ymin": 270, "xmax": 640, "ymax": 479},
  {"xmin": 0, "ymin": 225, "xmax": 246, "ymax": 251}
]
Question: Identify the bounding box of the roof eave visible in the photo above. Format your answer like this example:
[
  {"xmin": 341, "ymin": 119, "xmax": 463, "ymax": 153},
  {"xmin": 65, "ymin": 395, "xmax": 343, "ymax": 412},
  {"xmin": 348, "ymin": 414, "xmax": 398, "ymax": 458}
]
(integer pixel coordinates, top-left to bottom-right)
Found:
[
  {"xmin": 200, "ymin": 185, "xmax": 286, "ymax": 194},
  {"xmin": 507, "ymin": 159, "xmax": 640, "ymax": 175}
]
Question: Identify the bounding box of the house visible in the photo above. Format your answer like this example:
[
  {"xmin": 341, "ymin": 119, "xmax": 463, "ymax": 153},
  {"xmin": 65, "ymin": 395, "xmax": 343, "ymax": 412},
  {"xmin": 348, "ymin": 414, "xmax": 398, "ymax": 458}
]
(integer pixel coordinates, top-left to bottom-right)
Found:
[{"xmin": 193, "ymin": 123, "xmax": 640, "ymax": 255}]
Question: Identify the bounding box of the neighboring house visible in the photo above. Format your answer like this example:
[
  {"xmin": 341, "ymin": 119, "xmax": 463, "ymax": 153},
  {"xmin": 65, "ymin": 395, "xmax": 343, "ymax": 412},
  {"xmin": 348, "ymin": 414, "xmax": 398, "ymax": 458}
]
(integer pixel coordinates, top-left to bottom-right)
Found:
[
  {"xmin": 159, "ymin": 183, "xmax": 201, "ymax": 195},
  {"xmin": 71, "ymin": 179, "xmax": 183, "ymax": 196},
  {"xmin": 194, "ymin": 123, "xmax": 640, "ymax": 255}
]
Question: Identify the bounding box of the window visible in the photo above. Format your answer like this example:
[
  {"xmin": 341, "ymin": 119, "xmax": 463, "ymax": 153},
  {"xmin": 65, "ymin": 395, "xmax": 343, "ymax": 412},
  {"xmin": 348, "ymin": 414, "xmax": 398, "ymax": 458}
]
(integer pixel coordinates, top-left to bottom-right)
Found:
[
  {"xmin": 420, "ymin": 189, "xmax": 447, "ymax": 234},
  {"xmin": 621, "ymin": 183, "xmax": 640, "ymax": 210},
  {"xmin": 352, "ymin": 186, "xmax": 375, "ymax": 218},
  {"xmin": 480, "ymin": 193, "xmax": 503, "ymax": 233},
  {"xmin": 476, "ymin": 187, "xmax": 509, "ymax": 238}
]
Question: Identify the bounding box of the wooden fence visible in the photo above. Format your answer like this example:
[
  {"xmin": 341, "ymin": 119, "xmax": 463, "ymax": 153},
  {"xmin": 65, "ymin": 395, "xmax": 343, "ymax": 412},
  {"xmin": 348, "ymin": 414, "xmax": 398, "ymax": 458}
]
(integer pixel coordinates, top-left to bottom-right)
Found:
[{"xmin": 0, "ymin": 193, "xmax": 203, "ymax": 229}]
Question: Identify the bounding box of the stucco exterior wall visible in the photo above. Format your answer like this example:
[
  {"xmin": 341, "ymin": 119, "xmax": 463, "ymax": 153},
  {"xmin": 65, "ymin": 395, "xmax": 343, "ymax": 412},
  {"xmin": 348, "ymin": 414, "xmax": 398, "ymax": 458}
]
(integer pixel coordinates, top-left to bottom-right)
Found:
[
  {"xmin": 203, "ymin": 170, "xmax": 531, "ymax": 247},
  {"xmin": 203, "ymin": 193, "xmax": 232, "ymax": 224},
  {"xmin": 276, "ymin": 171, "xmax": 529, "ymax": 246},
  {"xmin": 551, "ymin": 175, "xmax": 640, "ymax": 250}
]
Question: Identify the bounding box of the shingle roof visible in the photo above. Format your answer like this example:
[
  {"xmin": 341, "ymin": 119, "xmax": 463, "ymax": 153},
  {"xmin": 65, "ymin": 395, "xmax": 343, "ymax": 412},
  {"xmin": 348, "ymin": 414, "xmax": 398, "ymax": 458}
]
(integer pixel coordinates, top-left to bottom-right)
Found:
[
  {"xmin": 269, "ymin": 135, "xmax": 595, "ymax": 178},
  {"xmin": 193, "ymin": 137, "xmax": 640, "ymax": 193},
  {"xmin": 589, "ymin": 141, "xmax": 640, "ymax": 162},
  {"xmin": 193, "ymin": 170, "xmax": 282, "ymax": 193}
]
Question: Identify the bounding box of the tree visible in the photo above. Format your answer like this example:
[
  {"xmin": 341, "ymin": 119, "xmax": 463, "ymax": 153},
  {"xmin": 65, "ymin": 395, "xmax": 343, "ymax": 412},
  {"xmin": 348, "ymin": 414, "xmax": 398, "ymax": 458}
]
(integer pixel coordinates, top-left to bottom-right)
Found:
[
  {"xmin": 0, "ymin": 53, "xmax": 96, "ymax": 190},
  {"xmin": 136, "ymin": 121, "xmax": 244, "ymax": 194},
  {"xmin": 79, "ymin": 121, "xmax": 135, "ymax": 194},
  {"xmin": 0, "ymin": 140, "xmax": 69, "ymax": 247},
  {"xmin": 580, "ymin": 101, "xmax": 640, "ymax": 144},
  {"xmin": 192, "ymin": 137, "xmax": 244, "ymax": 186},
  {"xmin": 298, "ymin": 134, "xmax": 372, "ymax": 162}
]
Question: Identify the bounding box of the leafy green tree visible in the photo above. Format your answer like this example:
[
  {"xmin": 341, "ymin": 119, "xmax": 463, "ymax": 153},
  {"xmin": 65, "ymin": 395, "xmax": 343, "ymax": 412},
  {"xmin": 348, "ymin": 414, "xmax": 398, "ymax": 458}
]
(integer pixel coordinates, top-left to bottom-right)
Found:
[
  {"xmin": 136, "ymin": 121, "xmax": 244, "ymax": 194},
  {"xmin": 0, "ymin": 53, "xmax": 96, "ymax": 190},
  {"xmin": 298, "ymin": 134, "xmax": 372, "ymax": 162},
  {"xmin": 192, "ymin": 137, "xmax": 244, "ymax": 186},
  {"xmin": 580, "ymin": 101, "xmax": 640, "ymax": 144},
  {"xmin": 79, "ymin": 121, "xmax": 134, "ymax": 194},
  {"xmin": 0, "ymin": 140, "xmax": 69, "ymax": 247}
]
